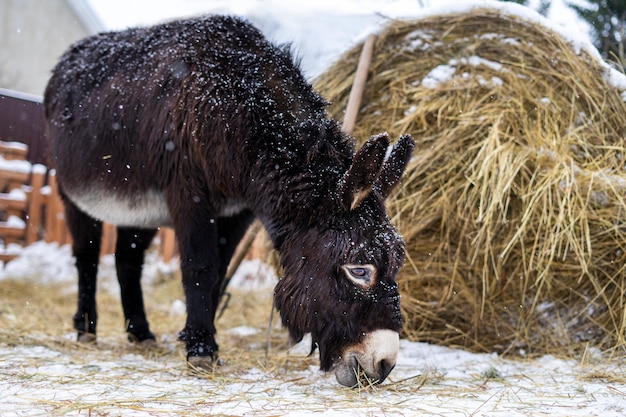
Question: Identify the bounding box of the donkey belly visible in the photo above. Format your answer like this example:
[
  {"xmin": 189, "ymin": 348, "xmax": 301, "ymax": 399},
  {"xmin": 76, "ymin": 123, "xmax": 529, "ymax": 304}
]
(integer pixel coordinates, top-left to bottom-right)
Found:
[{"xmin": 67, "ymin": 187, "xmax": 172, "ymax": 229}]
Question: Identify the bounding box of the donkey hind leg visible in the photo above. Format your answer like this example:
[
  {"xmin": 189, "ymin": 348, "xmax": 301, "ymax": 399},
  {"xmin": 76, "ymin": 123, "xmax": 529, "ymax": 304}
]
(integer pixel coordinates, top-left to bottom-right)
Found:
[
  {"xmin": 179, "ymin": 210, "xmax": 255, "ymax": 369},
  {"xmin": 63, "ymin": 199, "xmax": 103, "ymax": 343},
  {"xmin": 115, "ymin": 227, "xmax": 158, "ymax": 344}
]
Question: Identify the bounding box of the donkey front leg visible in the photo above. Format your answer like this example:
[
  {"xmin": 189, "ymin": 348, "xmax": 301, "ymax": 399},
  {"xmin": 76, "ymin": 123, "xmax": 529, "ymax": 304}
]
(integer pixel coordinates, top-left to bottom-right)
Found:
[
  {"xmin": 115, "ymin": 227, "xmax": 158, "ymax": 344},
  {"xmin": 175, "ymin": 216, "xmax": 223, "ymax": 367},
  {"xmin": 62, "ymin": 197, "xmax": 102, "ymax": 343}
]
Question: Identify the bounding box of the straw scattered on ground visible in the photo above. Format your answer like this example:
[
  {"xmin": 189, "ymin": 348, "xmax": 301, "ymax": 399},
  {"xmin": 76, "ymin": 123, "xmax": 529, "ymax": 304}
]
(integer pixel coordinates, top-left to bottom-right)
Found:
[{"xmin": 2, "ymin": 246, "xmax": 626, "ymax": 416}]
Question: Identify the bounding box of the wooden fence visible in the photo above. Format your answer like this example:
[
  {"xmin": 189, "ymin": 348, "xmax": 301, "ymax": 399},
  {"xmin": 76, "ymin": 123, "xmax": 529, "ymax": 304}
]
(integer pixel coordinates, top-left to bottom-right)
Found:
[{"xmin": 0, "ymin": 140, "xmax": 177, "ymax": 263}]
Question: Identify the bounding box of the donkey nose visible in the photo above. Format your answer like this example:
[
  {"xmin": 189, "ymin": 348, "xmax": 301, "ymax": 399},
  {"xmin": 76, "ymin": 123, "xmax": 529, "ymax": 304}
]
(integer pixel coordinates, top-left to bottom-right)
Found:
[
  {"xmin": 336, "ymin": 329, "xmax": 400, "ymax": 387},
  {"xmin": 377, "ymin": 358, "xmax": 396, "ymax": 382},
  {"xmin": 367, "ymin": 330, "xmax": 399, "ymax": 380}
]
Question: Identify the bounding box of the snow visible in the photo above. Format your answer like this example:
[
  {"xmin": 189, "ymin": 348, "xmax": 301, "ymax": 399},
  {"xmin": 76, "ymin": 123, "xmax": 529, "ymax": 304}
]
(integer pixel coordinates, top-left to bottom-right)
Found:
[
  {"xmin": 0, "ymin": 241, "xmax": 68, "ymax": 281},
  {"xmin": 0, "ymin": 141, "xmax": 28, "ymax": 152},
  {"xmin": 0, "ymin": 155, "xmax": 31, "ymax": 174},
  {"xmin": 227, "ymin": 326, "xmax": 260, "ymax": 337},
  {"xmin": 2, "ymin": 334, "xmax": 626, "ymax": 416},
  {"xmin": 1, "ymin": 188, "xmax": 27, "ymax": 201},
  {"xmin": 420, "ymin": 55, "xmax": 510, "ymax": 89},
  {"xmin": 3, "ymin": 0, "xmax": 626, "ymax": 415},
  {"xmin": 3, "ymin": 214, "xmax": 25, "ymax": 229},
  {"xmin": 227, "ymin": 258, "xmax": 278, "ymax": 290},
  {"xmin": 422, "ymin": 65, "xmax": 457, "ymax": 89},
  {"xmin": 168, "ymin": 298, "xmax": 186, "ymax": 317}
]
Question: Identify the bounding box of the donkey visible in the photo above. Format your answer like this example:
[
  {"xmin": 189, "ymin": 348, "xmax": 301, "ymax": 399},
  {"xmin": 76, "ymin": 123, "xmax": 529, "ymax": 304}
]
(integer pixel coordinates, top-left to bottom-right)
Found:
[{"xmin": 43, "ymin": 15, "xmax": 414, "ymax": 387}]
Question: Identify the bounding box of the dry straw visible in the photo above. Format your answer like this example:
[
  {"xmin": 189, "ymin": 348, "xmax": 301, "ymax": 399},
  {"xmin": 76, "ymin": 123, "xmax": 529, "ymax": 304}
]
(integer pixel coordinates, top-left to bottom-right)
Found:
[{"xmin": 314, "ymin": 8, "xmax": 626, "ymax": 357}]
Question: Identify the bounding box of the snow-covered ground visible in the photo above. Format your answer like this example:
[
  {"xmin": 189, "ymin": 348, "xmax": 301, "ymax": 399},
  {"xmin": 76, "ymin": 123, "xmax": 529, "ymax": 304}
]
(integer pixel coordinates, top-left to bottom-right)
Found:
[
  {"xmin": 1, "ymin": 242, "xmax": 626, "ymax": 416},
  {"xmin": 3, "ymin": 0, "xmax": 626, "ymax": 415},
  {"xmin": 2, "ymin": 333, "xmax": 625, "ymax": 416}
]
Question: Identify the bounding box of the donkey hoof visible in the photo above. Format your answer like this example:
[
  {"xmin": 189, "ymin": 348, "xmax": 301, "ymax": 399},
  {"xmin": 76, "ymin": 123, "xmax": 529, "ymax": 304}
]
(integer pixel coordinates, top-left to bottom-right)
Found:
[
  {"xmin": 127, "ymin": 331, "xmax": 156, "ymax": 345},
  {"xmin": 187, "ymin": 354, "xmax": 221, "ymax": 370},
  {"xmin": 137, "ymin": 338, "xmax": 158, "ymax": 348},
  {"xmin": 128, "ymin": 335, "xmax": 158, "ymax": 349},
  {"xmin": 77, "ymin": 332, "xmax": 97, "ymax": 344}
]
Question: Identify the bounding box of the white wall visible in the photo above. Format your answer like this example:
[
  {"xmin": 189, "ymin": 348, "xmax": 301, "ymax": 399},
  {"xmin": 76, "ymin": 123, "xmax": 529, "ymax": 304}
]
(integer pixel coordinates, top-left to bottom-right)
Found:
[{"xmin": 0, "ymin": 0, "xmax": 95, "ymax": 96}]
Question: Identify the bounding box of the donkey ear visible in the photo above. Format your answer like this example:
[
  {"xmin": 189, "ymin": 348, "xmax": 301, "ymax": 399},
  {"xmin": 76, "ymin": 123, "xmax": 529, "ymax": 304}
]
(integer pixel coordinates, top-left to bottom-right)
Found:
[
  {"xmin": 375, "ymin": 134, "xmax": 415, "ymax": 199},
  {"xmin": 338, "ymin": 133, "xmax": 390, "ymax": 211}
]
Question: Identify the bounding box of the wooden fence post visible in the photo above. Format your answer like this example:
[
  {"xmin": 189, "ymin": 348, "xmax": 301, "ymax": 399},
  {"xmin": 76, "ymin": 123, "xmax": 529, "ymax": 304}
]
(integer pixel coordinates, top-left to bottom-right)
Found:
[
  {"xmin": 26, "ymin": 165, "xmax": 46, "ymax": 244},
  {"xmin": 45, "ymin": 170, "xmax": 70, "ymax": 245},
  {"xmin": 160, "ymin": 228, "xmax": 177, "ymax": 263}
]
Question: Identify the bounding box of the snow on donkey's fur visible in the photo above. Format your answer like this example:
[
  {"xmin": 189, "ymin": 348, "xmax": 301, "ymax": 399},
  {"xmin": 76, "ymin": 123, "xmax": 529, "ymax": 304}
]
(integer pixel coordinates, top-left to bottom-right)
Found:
[{"xmin": 43, "ymin": 14, "xmax": 414, "ymax": 387}]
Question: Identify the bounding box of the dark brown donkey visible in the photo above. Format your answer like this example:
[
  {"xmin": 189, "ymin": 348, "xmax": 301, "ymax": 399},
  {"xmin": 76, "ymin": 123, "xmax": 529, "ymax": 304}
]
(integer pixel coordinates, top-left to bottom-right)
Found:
[{"xmin": 44, "ymin": 15, "xmax": 414, "ymax": 387}]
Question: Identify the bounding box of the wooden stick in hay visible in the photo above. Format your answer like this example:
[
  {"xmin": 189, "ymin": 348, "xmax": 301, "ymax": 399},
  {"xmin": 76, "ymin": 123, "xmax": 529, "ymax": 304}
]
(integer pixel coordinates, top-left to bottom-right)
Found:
[
  {"xmin": 343, "ymin": 34, "xmax": 376, "ymax": 134},
  {"xmin": 218, "ymin": 219, "xmax": 263, "ymax": 315},
  {"xmin": 222, "ymin": 220, "xmax": 263, "ymax": 291}
]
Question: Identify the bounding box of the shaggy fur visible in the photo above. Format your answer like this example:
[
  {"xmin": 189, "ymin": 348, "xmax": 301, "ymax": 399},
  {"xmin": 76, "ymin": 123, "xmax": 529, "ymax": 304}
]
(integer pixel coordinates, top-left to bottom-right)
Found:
[{"xmin": 44, "ymin": 15, "xmax": 413, "ymax": 374}]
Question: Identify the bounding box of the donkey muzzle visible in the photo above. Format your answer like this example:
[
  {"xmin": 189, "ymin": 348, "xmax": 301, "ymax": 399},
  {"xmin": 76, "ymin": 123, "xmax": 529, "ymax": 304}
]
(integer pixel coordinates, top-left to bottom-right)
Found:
[{"xmin": 334, "ymin": 329, "xmax": 400, "ymax": 387}]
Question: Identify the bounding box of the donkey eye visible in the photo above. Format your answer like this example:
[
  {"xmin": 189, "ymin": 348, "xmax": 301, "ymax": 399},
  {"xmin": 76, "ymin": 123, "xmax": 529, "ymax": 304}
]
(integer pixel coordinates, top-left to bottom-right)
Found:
[
  {"xmin": 351, "ymin": 268, "xmax": 367, "ymax": 277},
  {"xmin": 341, "ymin": 264, "xmax": 377, "ymax": 288}
]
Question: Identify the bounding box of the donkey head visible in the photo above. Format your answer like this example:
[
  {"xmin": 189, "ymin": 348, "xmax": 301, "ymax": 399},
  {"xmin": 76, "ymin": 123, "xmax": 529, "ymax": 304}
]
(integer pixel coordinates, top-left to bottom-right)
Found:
[{"xmin": 274, "ymin": 133, "xmax": 414, "ymax": 387}]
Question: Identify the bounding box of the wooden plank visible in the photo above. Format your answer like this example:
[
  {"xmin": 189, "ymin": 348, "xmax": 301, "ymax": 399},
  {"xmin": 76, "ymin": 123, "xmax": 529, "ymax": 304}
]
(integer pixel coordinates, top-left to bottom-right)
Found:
[
  {"xmin": 26, "ymin": 167, "xmax": 45, "ymax": 244},
  {"xmin": 44, "ymin": 173, "xmax": 55, "ymax": 243},
  {"xmin": 47, "ymin": 173, "xmax": 72, "ymax": 246},
  {"xmin": 0, "ymin": 253, "xmax": 18, "ymax": 263},
  {"xmin": 160, "ymin": 228, "xmax": 177, "ymax": 262},
  {"xmin": 100, "ymin": 223, "xmax": 116, "ymax": 255},
  {"xmin": 0, "ymin": 169, "xmax": 29, "ymax": 193},
  {"xmin": 0, "ymin": 195, "xmax": 27, "ymax": 212},
  {"xmin": 0, "ymin": 223, "xmax": 26, "ymax": 239},
  {"xmin": 0, "ymin": 140, "xmax": 28, "ymax": 160},
  {"xmin": 53, "ymin": 192, "xmax": 69, "ymax": 245}
]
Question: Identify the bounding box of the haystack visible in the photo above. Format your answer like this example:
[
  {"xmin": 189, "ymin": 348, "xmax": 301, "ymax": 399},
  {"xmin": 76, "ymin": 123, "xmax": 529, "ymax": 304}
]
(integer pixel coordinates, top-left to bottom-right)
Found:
[{"xmin": 314, "ymin": 7, "xmax": 626, "ymax": 356}]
